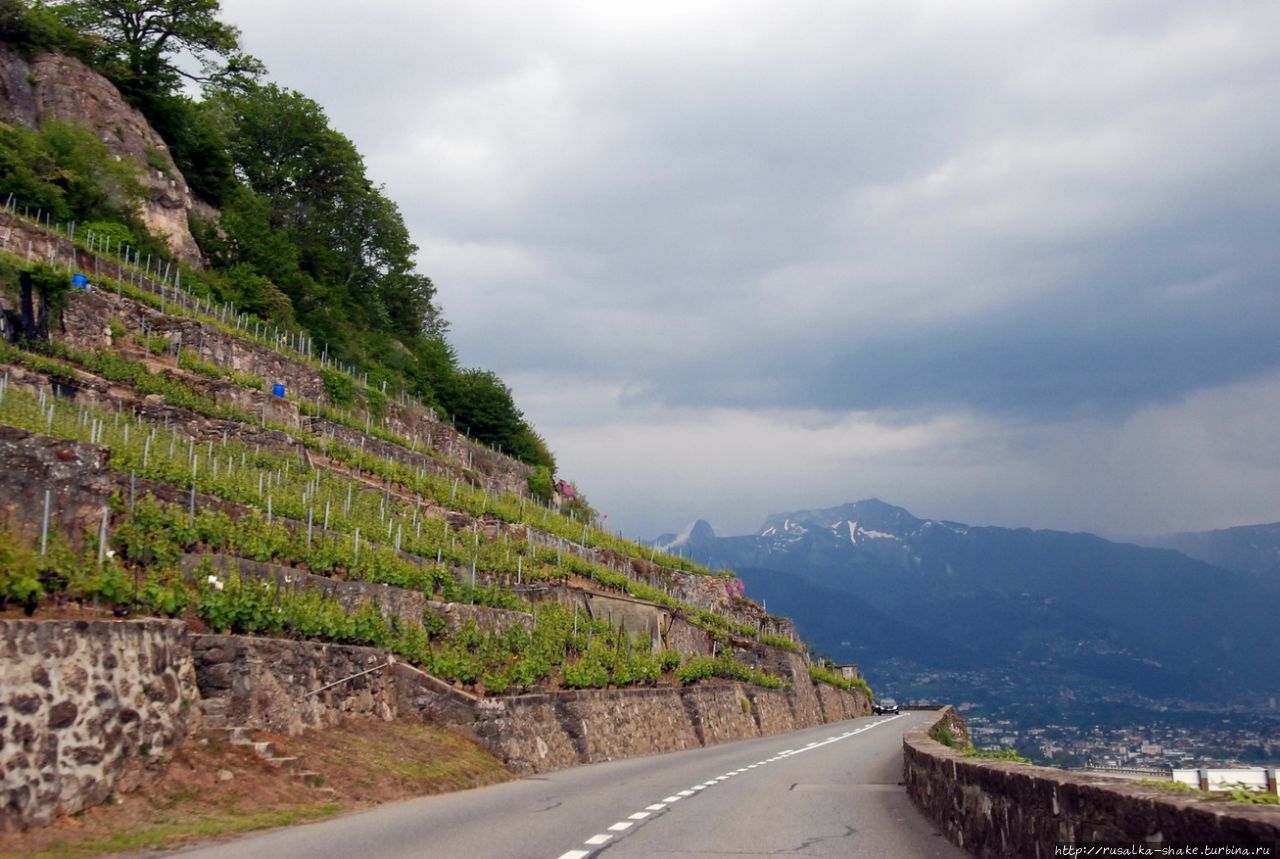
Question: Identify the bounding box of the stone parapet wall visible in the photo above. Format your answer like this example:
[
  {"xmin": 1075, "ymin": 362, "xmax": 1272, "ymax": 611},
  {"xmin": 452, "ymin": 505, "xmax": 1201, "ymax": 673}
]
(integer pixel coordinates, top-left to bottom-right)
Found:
[
  {"xmin": 904, "ymin": 708, "xmax": 1280, "ymax": 856},
  {"xmin": 0, "ymin": 620, "xmax": 200, "ymax": 832}
]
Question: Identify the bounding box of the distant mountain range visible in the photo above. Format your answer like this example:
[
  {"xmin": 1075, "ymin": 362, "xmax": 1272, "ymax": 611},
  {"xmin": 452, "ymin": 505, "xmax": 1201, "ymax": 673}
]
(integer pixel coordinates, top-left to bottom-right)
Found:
[
  {"xmin": 1143, "ymin": 523, "xmax": 1280, "ymax": 579},
  {"xmin": 654, "ymin": 500, "xmax": 1280, "ymax": 714}
]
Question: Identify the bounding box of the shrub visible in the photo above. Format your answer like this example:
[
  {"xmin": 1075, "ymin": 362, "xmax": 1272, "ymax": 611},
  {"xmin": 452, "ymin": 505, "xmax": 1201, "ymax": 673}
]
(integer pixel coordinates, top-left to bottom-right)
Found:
[
  {"xmin": 0, "ymin": 529, "xmax": 44, "ymax": 613},
  {"xmin": 320, "ymin": 367, "xmax": 356, "ymax": 408},
  {"xmin": 527, "ymin": 465, "xmax": 553, "ymax": 503}
]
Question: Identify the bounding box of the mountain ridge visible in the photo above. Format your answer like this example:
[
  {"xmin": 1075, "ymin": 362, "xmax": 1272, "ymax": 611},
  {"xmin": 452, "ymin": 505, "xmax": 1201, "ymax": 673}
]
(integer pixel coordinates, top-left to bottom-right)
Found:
[{"xmin": 655, "ymin": 499, "xmax": 1280, "ymax": 710}]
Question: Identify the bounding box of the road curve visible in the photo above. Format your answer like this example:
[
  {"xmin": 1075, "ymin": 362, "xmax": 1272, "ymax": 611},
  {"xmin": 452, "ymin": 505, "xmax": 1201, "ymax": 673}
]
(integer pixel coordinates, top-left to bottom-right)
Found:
[{"xmin": 176, "ymin": 710, "xmax": 963, "ymax": 859}]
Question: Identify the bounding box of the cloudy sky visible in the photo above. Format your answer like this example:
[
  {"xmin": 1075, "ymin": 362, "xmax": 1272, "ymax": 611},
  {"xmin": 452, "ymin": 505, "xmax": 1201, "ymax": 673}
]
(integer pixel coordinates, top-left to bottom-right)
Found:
[{"xmin": 219, "ymin": 0, "xmax": 1280, "ymax": 539}]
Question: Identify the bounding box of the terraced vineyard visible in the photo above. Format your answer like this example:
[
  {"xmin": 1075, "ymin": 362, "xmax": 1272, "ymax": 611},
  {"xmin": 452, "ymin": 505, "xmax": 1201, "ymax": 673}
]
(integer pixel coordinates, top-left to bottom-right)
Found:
[{"xmin": 0, "ymin": 207, "xmax": 868, "ymax": 705}]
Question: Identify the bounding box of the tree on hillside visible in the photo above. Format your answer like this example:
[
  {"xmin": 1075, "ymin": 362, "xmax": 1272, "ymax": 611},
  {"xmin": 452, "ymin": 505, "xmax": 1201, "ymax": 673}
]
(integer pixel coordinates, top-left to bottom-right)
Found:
[
  {"xmin": 439, "ymin": 370, "xmax": 555, "ymax": 470},
  {"xmin": 209, "ymin": 84, "xmax": 439, "ymax": 340},
  {"xmin": 46, "ymin": 0, "xmax": 262, "ymax": 100}
]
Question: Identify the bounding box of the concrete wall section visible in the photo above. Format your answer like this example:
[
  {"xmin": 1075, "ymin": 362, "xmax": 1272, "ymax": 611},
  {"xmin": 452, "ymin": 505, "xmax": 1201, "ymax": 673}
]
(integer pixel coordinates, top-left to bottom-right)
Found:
[
  {"xmin": 0, "ymin": 620, "xmax": 200, "ymax": 831},
  {"xmin": 904, "ymin": 709, "xmax": 1280, "ymax": 856}
]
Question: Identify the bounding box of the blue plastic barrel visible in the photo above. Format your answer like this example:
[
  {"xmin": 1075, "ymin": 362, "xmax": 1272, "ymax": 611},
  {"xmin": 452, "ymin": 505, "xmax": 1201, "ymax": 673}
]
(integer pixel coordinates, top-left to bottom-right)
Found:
[
  {"xmin": 272, "ymin": 383, "xmax": 285, "ymax": 398},
  {"xmin": 72, "ymin": 273, "xmax": 89, "ymax": 289}
]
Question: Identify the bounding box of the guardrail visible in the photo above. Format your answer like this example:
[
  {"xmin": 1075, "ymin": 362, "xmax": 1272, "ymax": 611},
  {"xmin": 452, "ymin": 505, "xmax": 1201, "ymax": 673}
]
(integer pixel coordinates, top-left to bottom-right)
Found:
[{"xmin": 1173, "ymin": 767, "xmax": 1279, "ymax": 794}]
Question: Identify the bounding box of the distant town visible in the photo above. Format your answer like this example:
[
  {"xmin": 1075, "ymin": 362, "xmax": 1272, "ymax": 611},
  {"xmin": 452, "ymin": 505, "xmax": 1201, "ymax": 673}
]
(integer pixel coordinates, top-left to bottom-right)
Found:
[
  {"xmin": 882, "ymin": 663, "xmax": 1280, "ymax": 771},
  {"xmin": 965, "ymin": 711, "xmax": 1279, "ymax": 771}
]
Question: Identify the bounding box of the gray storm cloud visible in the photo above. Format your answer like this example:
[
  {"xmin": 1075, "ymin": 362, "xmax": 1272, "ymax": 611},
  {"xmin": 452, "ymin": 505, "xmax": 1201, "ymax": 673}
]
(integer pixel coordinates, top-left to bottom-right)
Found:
[{"xmin": 220, "ymin": 0, "xmax": 1280, "ymax": 537}]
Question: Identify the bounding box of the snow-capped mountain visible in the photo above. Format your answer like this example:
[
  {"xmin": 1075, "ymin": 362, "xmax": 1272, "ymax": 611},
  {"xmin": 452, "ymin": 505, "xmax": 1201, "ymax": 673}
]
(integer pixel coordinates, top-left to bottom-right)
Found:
[{"xmin": 656, "ymin": 499, "xmax": 1280, "ymax": 710}]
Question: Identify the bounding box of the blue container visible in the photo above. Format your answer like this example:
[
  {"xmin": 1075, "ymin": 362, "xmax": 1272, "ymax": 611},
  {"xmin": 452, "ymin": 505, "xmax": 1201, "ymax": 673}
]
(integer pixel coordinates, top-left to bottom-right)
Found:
[
  {"xmin": 272, "ymin": 383, "xmax": 285, "ymax": 398},
  {"xmin": 72, "ymin": 273, "xmax": 89, "ymax": 289}
]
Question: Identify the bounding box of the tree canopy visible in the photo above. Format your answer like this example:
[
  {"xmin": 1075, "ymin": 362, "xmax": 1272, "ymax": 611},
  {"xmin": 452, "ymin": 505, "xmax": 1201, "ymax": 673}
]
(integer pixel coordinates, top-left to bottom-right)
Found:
[{"xmin": 46, "ymin": 0, "xmax": 262, "ymax": 99}]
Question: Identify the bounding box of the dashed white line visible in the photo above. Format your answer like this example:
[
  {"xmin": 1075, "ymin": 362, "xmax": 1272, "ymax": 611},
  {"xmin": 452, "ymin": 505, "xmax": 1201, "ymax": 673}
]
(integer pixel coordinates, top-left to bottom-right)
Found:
[{"xmin": 557, "ymin": 714, "xmax": 904, "ymax": 857}]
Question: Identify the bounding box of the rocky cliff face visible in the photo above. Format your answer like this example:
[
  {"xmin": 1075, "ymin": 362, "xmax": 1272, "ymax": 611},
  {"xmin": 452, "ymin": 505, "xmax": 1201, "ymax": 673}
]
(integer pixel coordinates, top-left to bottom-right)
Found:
[{"xmin": 0, "ymin": 42, "xmax": 211, "ymax": 265}]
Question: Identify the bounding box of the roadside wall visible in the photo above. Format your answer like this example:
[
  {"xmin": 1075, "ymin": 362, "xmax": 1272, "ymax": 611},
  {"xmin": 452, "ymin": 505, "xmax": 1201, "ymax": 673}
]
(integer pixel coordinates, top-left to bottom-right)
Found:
[
  {"xmin": 904, "ymin": 708, "xmax": 1280, "ymax": 856},
  {"xmin": 186, "ymin": 635, "xmax": 868, "ymax": 775},
  {"xmin": 0, "ymin": 620, "xmax": 200, "ymax": 832},
  {"xmin": 405, "ymin": 668, "xmax": 869, "ymax": 776}
]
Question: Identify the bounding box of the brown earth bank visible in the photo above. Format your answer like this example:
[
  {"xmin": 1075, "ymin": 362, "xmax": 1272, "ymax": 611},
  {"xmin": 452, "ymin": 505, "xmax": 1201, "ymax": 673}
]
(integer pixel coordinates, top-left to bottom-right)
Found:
[{"xmin": 0, "ymin": 720, "xmax": 512, "ymax": 859}]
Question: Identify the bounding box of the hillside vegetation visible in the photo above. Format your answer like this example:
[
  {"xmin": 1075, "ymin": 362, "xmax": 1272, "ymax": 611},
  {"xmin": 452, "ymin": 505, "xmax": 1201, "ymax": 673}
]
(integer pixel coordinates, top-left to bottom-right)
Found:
[{"xmin": 0, "ymin": 0, "xmax": 554, "ymax": 470}]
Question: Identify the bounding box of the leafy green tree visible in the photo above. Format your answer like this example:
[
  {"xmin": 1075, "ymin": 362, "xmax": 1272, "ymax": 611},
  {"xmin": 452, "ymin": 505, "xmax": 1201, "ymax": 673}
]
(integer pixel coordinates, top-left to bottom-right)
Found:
[
  {"xmin": 210, "ymin": 84, "xmax": 437, "ymax": 338},
  {"xmin": 46, "ymin": 0, "xmax": 262, "ymax": 100},
  {"xmin": 440, "ymin": 369, "xmax": 527, "ymax": 448}
]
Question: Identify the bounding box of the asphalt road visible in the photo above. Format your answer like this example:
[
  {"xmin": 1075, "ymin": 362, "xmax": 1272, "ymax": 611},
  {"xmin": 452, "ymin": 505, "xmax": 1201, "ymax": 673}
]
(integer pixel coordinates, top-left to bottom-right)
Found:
[{"xmin": 176, "ymin": 710, "xmax": 964, "ymax": 859}]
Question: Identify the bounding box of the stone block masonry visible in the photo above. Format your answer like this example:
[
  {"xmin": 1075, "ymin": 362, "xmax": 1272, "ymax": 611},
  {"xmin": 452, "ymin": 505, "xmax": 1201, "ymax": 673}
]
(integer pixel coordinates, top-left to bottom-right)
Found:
[
  {"xmin": 904, "ymin": 708, "xmax": 1280, "ymax": 856},
  {"xmin": 192, "ymin": 636, "xmax": 400, "ymax": 736},
  {"xmin": 0, "ymin": 425, "xmax": 113, "ymax": 554},
  {"xmin": 0, "ymin": 620, "xmax": 200, "ymax": 832},
  {"xmin": 185, "ymin": 634, "xmax": 869, "ymax": 776}
]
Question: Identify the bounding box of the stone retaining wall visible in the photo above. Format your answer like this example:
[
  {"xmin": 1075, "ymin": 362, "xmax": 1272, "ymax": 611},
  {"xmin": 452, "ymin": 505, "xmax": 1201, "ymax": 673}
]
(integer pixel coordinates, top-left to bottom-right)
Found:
[
  {"xmin": 187, "ymin": 635, "xmax": 869, "ymax": 775},
  {"xmin": 0, "ymin": 620, "xmax": 200, "ymax": 832},
  {"xmin": 904, "ymin": 708, "xmax": 1280, "ymax": 856},
  {"xmin": 0, "ymin": 426, "xmax": 112, "ymax": 554},
  {"xmin": 191, "ymin": 635, "xmax": 399, "ymax": 735},
  {"xmin": 410, "ymin": 667, "xmax": 869, "ymax": 775}
]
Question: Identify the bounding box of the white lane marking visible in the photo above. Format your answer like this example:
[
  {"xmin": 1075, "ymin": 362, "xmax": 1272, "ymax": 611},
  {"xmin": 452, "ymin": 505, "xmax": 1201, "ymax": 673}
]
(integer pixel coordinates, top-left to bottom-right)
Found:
[
  {"xmin": 558, "ymin": 714, "xmax": 905, "ymax": 858},
  {"xmin": 646, "ymin": 803, "xmax": 667, "ymax": 811}
]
